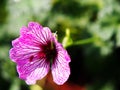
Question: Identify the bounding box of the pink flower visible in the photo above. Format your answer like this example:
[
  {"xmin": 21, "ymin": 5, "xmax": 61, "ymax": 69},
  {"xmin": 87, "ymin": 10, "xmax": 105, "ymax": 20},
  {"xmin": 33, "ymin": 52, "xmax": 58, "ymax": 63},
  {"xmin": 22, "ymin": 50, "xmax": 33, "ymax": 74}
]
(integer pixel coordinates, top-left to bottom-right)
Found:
[{"xmin": 9, "ymin": 22, "xmax": 71, "ymax": 85}]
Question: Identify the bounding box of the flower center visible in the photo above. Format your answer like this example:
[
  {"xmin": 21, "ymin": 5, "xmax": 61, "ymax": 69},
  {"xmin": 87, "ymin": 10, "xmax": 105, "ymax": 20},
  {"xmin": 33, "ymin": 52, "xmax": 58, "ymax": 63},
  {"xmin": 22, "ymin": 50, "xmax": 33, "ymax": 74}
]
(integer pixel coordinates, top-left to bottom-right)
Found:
[{"xmin": 38, "ymin": 41, "xmax": 57, "ymax": 63}]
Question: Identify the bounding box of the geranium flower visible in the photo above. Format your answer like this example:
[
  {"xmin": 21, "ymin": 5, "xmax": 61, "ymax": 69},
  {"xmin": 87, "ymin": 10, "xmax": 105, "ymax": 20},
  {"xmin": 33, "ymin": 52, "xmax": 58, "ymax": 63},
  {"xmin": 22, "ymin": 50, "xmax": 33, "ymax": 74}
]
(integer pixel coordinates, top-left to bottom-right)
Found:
[{"xmin": 9, "ymin": 22, "xmax": 71, "ymax": 85}]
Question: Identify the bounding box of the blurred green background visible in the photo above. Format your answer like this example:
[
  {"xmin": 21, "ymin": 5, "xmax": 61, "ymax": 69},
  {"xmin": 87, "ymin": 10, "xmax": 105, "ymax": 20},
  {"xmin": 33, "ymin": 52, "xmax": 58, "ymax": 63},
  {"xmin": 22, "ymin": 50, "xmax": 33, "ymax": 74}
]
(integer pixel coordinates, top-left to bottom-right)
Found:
[{"xmin": 1, "ymin": 0, "xmax": 120, "ymax": 90}]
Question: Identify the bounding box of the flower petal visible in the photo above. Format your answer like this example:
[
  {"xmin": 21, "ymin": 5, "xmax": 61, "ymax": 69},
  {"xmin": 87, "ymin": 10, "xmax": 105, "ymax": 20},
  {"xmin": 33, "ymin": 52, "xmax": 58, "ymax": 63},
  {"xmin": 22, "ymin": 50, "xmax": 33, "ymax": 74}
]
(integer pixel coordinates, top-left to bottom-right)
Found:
[
  {"xmin": 41, "ymin": 27, "xmax": 53, "ymax": 42},
  {"xmin": 17, "ymin": 59, "xmax": 50, "ymax": 85},
  {"xmin": 20, "ymin": 26, "xmax": 29, "ymax": 35},
  {"xmin": 9, "ymin": 38, "xmax": 41, "ymax": 62},
  {"xmin": 28, "ymin": 22, "xmax": 43, "ymax": 32},
  {"xmin": 19, "ymin": 33, "xmax": 42, "ymax": 47},
  {"xmin": 21, "ymin": 22, "xmax": 53, "ymax": 45},
  {"xmin": 55, "ymin": 42, "xmax": 71, "ymax": 63},
  {"xmin": 51, "ymin": 44, "xmax": 71, "ymax": 85},
  {"xmin": 20, "ymin": 22, "xmax": 45, "ymax": 46},
  {"xmin": 51, "ymin": 59, "xmax": 70, "ymax": 85},
  {"xmin": 30, "ymin": 27, "xmax": 53, "ymax": 45}
]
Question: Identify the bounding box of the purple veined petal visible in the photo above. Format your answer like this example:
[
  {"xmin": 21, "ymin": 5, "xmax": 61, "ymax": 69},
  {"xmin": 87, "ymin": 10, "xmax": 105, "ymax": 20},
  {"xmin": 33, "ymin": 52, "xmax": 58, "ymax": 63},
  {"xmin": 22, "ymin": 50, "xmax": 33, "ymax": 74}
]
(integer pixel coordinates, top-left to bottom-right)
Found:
[
  {"xmin": 19, "ymin": 33, "xmax": 42, "ymax": 47},
  {"xmin": 22, "ymin": 22, "xmax": 53, "ymax": 45},
  {"xmin": 31, "ymin": 27, "xmax": 53, "ymax": 45},
  {"xmin": 28, "ymin": 22, "xmax": 43, "ymax": 39},
  {"xmin": 9, "ymin": 47, "xmax": 42, "ymax": 64},
  {"xmin": 41, "ymin": 27, "xmax": 53, "ymax": 42},
  {"xmin": 51, "ymin": 37, "xmax": 71, "ymax": 85},
  {"xmin": 9, "ymin": 38, "xmax": 20, "ymax": 62},
  {"xmin": 51, "ymin": 45, "xmax": 71, "ymax": 85},
  {"xmin": 20, "ymin": 22, "xmax": 45, "ymax": 46},
  {"xmin": 20, "ymin": 26, "xmax": 29, "ymax": 35},
  {"xmin": 51, "ymin": 58, "xmax": 70, "ymax": 85},
  {"xmin": 16, "ymin": 58, "xmax": 41, "ymax": 79},
  {"xmin": 9, "ymin": 48, "xmax": 16, "ymax": 62},
  {"xmin": 17, "ymin": 58, "xmax": 50, "ymax": 85},
  {"xmin": 12, "ymin": 36, "xmax": 41, "ymax": 50},
  {"xmin": 27, "ymin": 22, "xmax": 47, "ymax": 45},
  {"xmin": 28, "ymin": 22, "xmax": 43, "ymax": 32},
  {"xmin": 11, "ymin": 38, "xmax": 19, "ymax": 47},
  {"xmin": 55, "ymin": 42, "xmax": 71, "ymax": 63},
  {"xmin": 9, "ymin": 38, "xmax": 41, "ymax": 62},
  {"xmin": 57, "ymin": 50, "xmax": 71, "ymax": 63}
]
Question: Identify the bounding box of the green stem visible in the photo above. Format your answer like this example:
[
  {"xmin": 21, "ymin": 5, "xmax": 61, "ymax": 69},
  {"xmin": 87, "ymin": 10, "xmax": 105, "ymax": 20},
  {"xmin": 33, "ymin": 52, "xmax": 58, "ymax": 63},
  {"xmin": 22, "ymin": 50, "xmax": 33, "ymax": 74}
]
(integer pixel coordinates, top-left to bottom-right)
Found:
[
  {"xmin": 66, "ymin": 37, "xmax": 95, "ymax": 48},
  {"xmin": 74, "ymin": 37, "xmax": 95, "ymax": 45}
]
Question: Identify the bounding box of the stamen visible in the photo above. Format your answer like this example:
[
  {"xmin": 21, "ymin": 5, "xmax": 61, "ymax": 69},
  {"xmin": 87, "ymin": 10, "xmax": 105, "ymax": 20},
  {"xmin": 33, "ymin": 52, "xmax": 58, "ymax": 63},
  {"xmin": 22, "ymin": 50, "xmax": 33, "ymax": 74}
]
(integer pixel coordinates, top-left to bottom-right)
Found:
[{"xmin": 51, "ymin": 42, "xmax": 54, "ymax": 50}]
